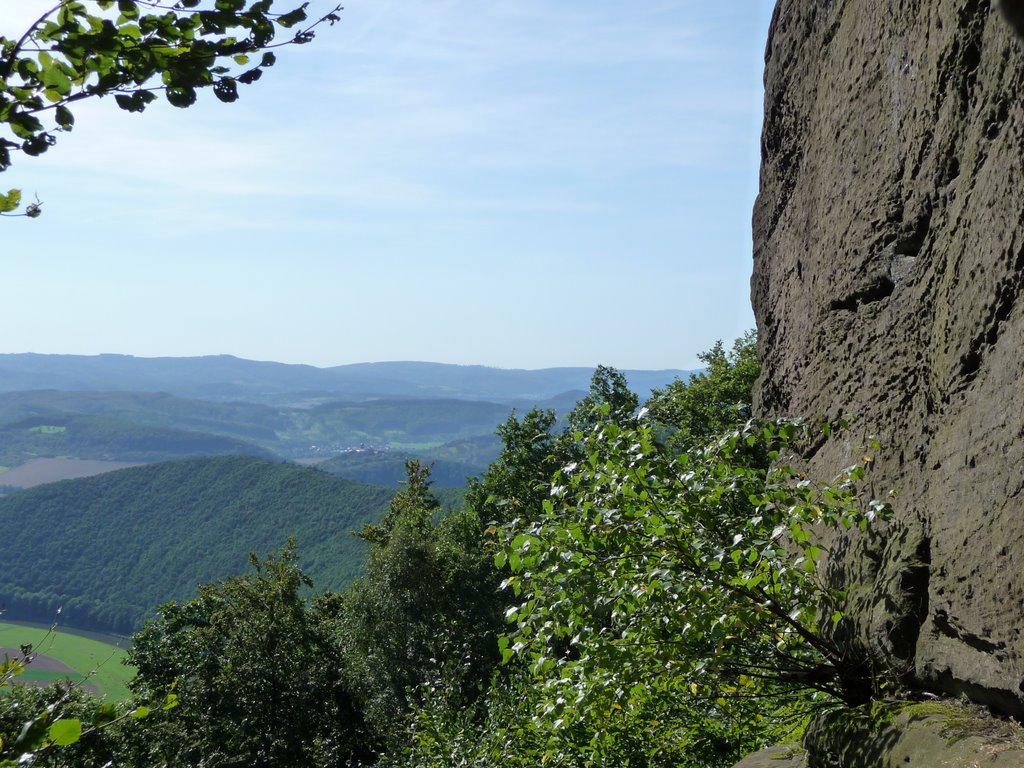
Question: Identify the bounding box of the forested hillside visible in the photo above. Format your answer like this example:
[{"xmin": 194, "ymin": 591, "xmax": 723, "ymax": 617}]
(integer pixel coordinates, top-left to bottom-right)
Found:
[
  {"xmin": 0, "ymin": 335, "xmax": 897, "ymax": 768},
  {"xmin": 0, "ymin": 390, "xmax": 553, "ymax": 466},
  {"xmin": 0, "ymin": 456, "xmax": 394, "ymax": 634},
  {"xmin": 0, "ymin": 413, "xmax": 269, "ymax": 468}
]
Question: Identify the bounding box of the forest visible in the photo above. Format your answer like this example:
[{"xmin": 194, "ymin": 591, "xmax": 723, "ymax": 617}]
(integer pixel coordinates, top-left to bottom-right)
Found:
[{"xmin": 0, "ymin": 333, "xmax": 898, "ymax": 767}]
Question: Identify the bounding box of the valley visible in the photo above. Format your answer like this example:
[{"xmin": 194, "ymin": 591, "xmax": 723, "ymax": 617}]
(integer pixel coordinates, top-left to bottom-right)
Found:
[{"xmin": 0, "ymin": 354, "xmax": 691, "ymax": 637}]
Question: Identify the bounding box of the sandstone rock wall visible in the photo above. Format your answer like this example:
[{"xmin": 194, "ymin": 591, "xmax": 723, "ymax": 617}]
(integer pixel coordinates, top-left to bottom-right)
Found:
[
  {"xmin": 753, "ymin": 0, "xmax": 1024, "ymax": 711},
  {"xmin": 737, "ymin": 701, "xmax": 1024, "ymax": 768}
]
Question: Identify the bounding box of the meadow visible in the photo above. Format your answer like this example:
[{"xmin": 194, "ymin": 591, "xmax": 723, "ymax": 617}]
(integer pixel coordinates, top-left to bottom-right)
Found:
[{"xmin": 0, "ymin": 621, "xmax": 135, "ymax": 701}]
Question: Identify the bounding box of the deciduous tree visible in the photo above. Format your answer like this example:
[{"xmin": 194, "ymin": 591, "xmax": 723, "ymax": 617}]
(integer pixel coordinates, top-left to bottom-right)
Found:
[
  {"xmin": 647, "ymin": 330, "xmax": 760, "ymax": 453},
  {"xmin": 126, "ymin": 541, "xmax": 368, "ymax": 767},
  {"xmin": 496, "ymin": 414, "xmax": 891, "ymax": 766},
  {"xmin": 343, "ymin": 462, "xmax": 503, "ymax": 756}
]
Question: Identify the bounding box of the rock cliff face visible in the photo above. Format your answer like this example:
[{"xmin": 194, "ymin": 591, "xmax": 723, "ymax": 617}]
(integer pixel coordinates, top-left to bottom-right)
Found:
[{"xmin": 753, "ymin": 0, "xmax": 1024, "ymax": 712}]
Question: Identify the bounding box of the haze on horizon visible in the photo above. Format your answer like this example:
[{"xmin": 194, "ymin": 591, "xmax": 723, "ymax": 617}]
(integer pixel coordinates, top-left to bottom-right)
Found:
[{"xmin": 1, "ymin": 2, "xmax": 774, "ymax": 371}]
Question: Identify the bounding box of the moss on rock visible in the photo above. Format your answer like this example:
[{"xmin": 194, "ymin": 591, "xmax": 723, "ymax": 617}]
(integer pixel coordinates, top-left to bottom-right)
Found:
[{"xmin": 801, "ymin": 699, "xmax": 1024, "ymax": 767}]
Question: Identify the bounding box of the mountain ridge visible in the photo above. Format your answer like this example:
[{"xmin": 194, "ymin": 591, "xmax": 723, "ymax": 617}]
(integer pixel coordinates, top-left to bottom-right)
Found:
[{"xmin": 0, "ymin": 353, "xmax": 694, "ymax": 405}]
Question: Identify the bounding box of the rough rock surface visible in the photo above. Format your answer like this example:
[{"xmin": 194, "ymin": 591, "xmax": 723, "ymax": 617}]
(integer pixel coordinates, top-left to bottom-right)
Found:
[
  {"xmin": 753, "ymin": 0, "xmax": 1024, "ymax": 712},
  {"xmin": 731, "ymin": 701, "xmax": 1024, "ymax": 768},
  {"xmin": 733, "ymin": 745, "xmax": 807, "ymax": 767},
  {"xmin": 802, "ymin": 701, "xmax": 1024, "ymax": 767}
]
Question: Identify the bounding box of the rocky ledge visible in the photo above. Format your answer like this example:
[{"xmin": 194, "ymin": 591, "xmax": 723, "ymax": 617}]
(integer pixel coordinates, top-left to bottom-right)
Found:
[{"xmin": 736, "ymin": 700, "xmax": 1024, "ymax": 768}]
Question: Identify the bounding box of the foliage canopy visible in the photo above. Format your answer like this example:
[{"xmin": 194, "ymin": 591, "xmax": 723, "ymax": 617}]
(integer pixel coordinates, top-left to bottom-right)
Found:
[
  {"xmin": 0, "ymin": 334, "xmax": 902, "ymax": 767},
  {"xmin": 646, "ymin": 329, "xmax": 760, "ymax": 453},
  {"xmin": 127, "ymin": 541, "xmax": 369, "ymax": 766}
]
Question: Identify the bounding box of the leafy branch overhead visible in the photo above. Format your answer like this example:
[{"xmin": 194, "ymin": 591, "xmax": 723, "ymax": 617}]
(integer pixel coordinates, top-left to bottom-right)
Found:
[{"xmin": 0, "ymin": 0, "xmax": 342, "ymax": 214}]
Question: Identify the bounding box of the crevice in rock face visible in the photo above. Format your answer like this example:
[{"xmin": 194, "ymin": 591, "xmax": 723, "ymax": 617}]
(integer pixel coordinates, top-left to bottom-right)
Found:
[
  {"xmin": 956, "ymin": 243, "xmax": 1024, "ymax": 382},
  {"xmin": 761, "ymin": 88, "xmax": 808, "ymax": 244},
  {"xmin": 984, "ymin": 96, "xmax": 1010, "ymax": 141},
  {"xmin": 936, "ymin": 0, "xmax": 988, "ymax": 111},
  {"xmin": 923, "ymin": 665, "xmax": 1024, "ymax": 718},
  {"xmin": 895, "ymin": 206, "xmax": 933, "ymax": 256},
  {"xmin": 932, "ymin": 609, "xmax": 1007, "ymax": 655},
  {"xmin": 829, "ymin": 275, "xmax": 896, "ymax": 312},
  {"xmin": 891, "ymin": 535, "xmax": 932, "ymax": 663}
]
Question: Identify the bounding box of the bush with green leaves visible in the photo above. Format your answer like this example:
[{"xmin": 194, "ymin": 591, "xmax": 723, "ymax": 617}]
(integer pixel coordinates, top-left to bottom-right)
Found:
[{"xmin": 489, "ymin": 412, "xmax": 891, "ymax": 767}]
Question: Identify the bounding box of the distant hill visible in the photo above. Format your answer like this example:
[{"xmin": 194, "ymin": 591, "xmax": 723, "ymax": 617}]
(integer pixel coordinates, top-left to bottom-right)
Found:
[
  {"xmin": 0, "ymin": 390, "xmax": 288, "ymax": 445},
  {"xmin": 0, "ymin": 354, "xmax": 694, "ymax": 405},
  {"xmin": 420, "ymin": 433, "xmax": 503, "ymax": 468},
  {"xmin": 0, "ymin": 456, "xmax": 397, "ymax": 634},
  {"xmin": 0, "ymin": 412, "xmax": 270, "ymax": 467},
  {"xmin": 295, "ymin": 398, "xmax": 513, "ymax": 450},
  {"xmin": 319, "ymin": 451, "xmax": 483, "ymax": 489},
  {"xmin": 0, "ymin": 390, "xmax": 569, "ymax": 465}
]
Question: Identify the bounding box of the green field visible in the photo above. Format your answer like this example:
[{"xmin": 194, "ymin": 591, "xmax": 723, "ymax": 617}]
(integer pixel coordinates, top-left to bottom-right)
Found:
[{"xmin": 0, "ymin": 621, "xmax": 135, "ymax": 701}]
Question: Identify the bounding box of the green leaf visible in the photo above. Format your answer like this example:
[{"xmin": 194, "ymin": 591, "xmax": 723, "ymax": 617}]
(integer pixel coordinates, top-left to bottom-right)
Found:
[
  {"xmin": 39, "ymin": 61, "xmax": 72, "ymax": 95},
  {"xmin": 165, "ymin": 85, "xmax": 197, "ymax": 108},
  {"xmin": 276, "ymin": 6, "xmax": 309, "ymax": 29},
  {"xmin": 0, "ymin": 189, "xmax": 21, "ymax": 213},
  {"xmin": 131, "ymin": 706, "xmax": 151, "ymax": 719},
  {"xmin": 9, "ymin": 112, "xmax": 43, "ymax": 139},
  {"xmin": 237, "ymin": 67, "xmax": 263, "ymax": 84},
  {"xmin": 55, "ymin": 105, "xmax": 74, "ymax": 130},
  {"xmin": 90, "ymin": 703, "xmax": 118, "ymax": 728},
  {"xmin": 48, "ymin": 719, "xmax": 82, "ymax": 747},
  {"xmin": 21, "ymin": 133, "xmax": 55, "ymax": 156},
  {"xmin": 16, "ymin": 58, "xmax": 39, "ymax": 79},
  {"xmin": 115, "ymin": 93, "xmax": 141, "ymax": 112},
  {"xmin": 213, "ymin": 77, "xmax": 238, "ymax": 103}
]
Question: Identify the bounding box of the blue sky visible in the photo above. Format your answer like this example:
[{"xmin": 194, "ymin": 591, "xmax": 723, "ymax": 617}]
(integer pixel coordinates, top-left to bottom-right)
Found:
[{"xmin": 2, "ymin": 1, "xmax": 775, "ymax": 370}]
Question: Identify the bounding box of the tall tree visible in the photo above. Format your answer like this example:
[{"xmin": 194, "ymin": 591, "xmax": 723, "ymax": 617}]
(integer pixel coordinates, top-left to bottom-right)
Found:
[
  {"xmin": 343, "ymin": 462, "xmax": 503, "ymax": 756},
  {"xmin": 563, "ymin": 364, "xmax": 639, "ymax": 439},
  {"xmin": 647, "ymin": 330, "xmax": 760, "ymax": 453},
  {"xmin": 464, "ymin": 408, "xmax": 560, "ymax": 528},
  {"xmin": 126, "ymin": 541, "xmax": 369, "ymax": 767}
]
